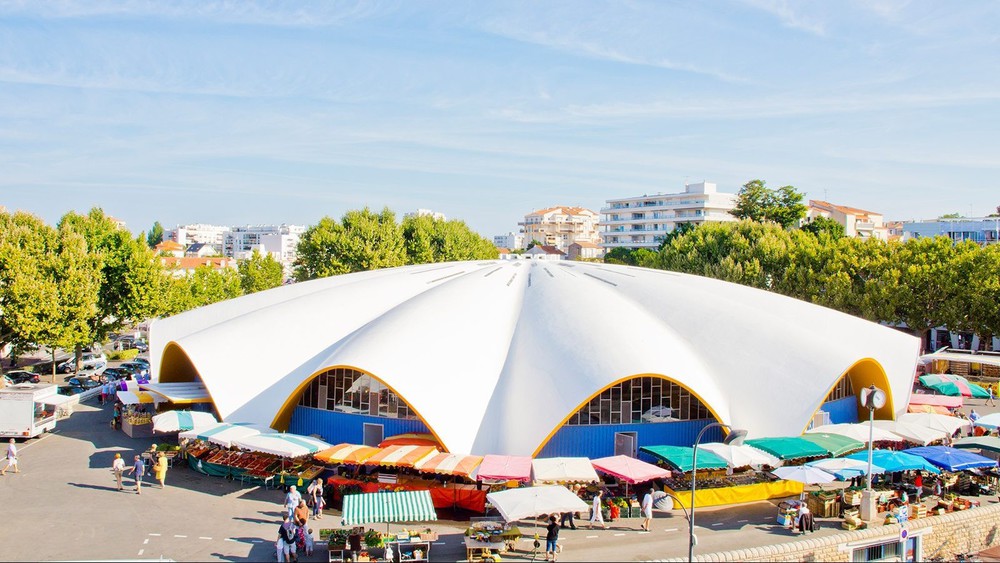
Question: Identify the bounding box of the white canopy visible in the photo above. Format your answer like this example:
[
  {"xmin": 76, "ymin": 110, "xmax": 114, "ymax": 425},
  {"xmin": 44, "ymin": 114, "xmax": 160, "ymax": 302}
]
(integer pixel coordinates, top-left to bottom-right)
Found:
[
  {"xmin": 897, "ymin": 413, "xmax": 971, "ymax": 436},
  {"xmin": 151, "ymin": 260, "xmax": 920, "ymax": 456},
  {"xmin": 486, "ymin": 485, "xmax": 589, "ymax": 523},
  {"xmin": 807, "ymin": 423, "xmax": 903, "ymax": 444},
  {"xmin": 531, "ymin": 457, "xmax": 600, "ymax": 484},
  {"xmin": 116, "ymin": 390, "xmax": 166, "ymax": 405},
  {"xmin": 232, "ymin": 433, "xmax": 331, "ymax": 458},
  {"xmin": 179, "ymin": 422, "xmax": 274, "ymax": 448},
  {"xmin": 151, "ymin": 410, "xmax": 218, "ymax": 433},
  {"xmin": 872, "ymin": 420, "xmax": 948, "ymax": 446},
  {"xmin": 698, "ymin": 443, "xmax": 782, "ymax": 470}
]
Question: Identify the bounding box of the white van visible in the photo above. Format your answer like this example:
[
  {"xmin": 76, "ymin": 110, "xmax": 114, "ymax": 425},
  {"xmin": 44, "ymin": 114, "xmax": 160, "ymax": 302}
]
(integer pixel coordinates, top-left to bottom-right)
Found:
[{"xmin": 0, "ymin": 383, "xmax": 69, "ymax": 438}]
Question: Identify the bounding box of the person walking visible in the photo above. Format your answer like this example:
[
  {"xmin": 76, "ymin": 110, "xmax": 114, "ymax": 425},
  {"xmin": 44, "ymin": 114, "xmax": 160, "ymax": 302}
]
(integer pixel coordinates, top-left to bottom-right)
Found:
[
  {"xmin": 559, "ymin": 511, "xmax": 576, "ymax": 530},
  {"xmin": 111, "ymin": 453, "xmax": 126, "ymax": 490},
  {"xmin": 588, "ymin": 489, "xmax": 607, "ymax": 530},
  {"xmin": 545, "ymin": 514, "xmax": 560, "ymax": 562},
  {"xmin": 307, "ymin": 478, "xmax": 325, "ymax": 520},
  {"xmin": 640, "ymin": 490, "xmax": 654, "ymax": 531},
  {"xmin": 989, "ymin": 385, "xmax": 997, "ymax": 408},
  {"xmin": 154, "ymin": 452, "xmax": 169, "ymax": 489},
  {"xmin": 1, "ymin": 438, "xmax": 19, "ymax": 475},
  {"xmin": 277, "ymin": 514, "xmax": 298, "ymax": 563},
  {"xmin": 127, "ymin": 454, "xmax": 145, "ymax": 494},
  {"xmin": 284, "ymin": 485, "xmax": 302, "ymax": 519}
]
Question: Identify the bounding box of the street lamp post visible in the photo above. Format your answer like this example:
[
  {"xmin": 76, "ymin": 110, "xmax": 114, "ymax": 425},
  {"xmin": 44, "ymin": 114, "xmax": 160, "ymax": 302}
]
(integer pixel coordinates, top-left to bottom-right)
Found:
[
  {"xmin": 859, "ymin": 384, "xmax": 886, "ymax": 521},
  {"xmin": 689, "ymin": 422, "xmax": 748, "ymax": 563}
]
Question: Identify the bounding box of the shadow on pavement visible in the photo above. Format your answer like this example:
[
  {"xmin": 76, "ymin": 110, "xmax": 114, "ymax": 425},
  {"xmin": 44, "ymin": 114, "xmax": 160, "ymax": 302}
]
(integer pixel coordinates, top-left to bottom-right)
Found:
[
  {"xmin": 233, "ymin": 516, "xmax": 278, "ymax": 526},
  {"xmin": 68, "ymin": 481, "xmax": 122, "ymax": 493}
]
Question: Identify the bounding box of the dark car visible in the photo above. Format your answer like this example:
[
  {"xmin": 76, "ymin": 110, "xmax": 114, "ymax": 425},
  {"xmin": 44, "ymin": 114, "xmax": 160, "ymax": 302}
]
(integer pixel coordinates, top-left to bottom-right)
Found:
[
  {"xmin": 68, "ymin": 377, "xmax": 101, "ymax": 390},
  {"xmin": 119, "ymin": 362, "xmax": 150, "ymax": 379},
  {"xmin": 57, "ymin": 386, "xmax": 82, "ymax": 396},
  {"xmin": 3, "ymin": 370, "xmax": 40, "ymax": 384},
  {"xmin": 130, "ymin": 357, "xmax": 150, "ymax": 367},
  {"xmin": 101, "ymin": 367, "xmax": 129, "ymax": 382}
]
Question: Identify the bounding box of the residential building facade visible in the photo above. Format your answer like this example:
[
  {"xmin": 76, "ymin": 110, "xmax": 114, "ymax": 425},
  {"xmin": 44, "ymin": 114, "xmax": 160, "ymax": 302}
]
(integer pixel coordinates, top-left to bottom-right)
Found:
[
  {"xmin": 567, "ymin": 241, "xmax": 605, "ymax": 260},
  {"xmin": 807, "ymin": 200, "xmax": 888, "ymax": 241},
  {"xmin": 902, "ymin": 216, "xmax": 1000, "ymax": 246},
  {"xmin": 519, "ymin": 206, "xmax": 601, "ymax": 252},
  {"xmin": 599, "ymin": 181, "xmax": 737, "ymax": 250},
  {"xmin": 404, "ymin": 209, "xmax": 447, "ymax": 221},
  {"xmin": 493, "ymin": 232, "xmax": 524, "ymax": 250},
  {"xmin": 166, "ymin": 224, "xmax": 230, "ymax": 248},
  {"xmin": 225, "ymin": 224, "xmax": 305, "ymax": 279}
]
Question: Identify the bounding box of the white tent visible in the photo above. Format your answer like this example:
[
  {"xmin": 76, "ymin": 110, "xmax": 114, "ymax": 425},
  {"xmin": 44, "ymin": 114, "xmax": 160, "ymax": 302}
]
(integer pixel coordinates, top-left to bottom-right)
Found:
[
  {"xmin": 898, "ymin": 413, "xmax": 971, "ymax": 436},
  {"xmin": 486, "ymin": 485, "xmax": 589, "ymax": 523},
  {"xmin": 179, "ymin": 422, "xmax": 274, "ymax": 448},
  {"xmin": 807, "ymin": 423, "xmax": 903, "ymax": 444},
  {"xmin": 531, "ymin": 457, "xmax": 600, "ymax": 484},
  {"xmin": 151, "ymin": 410, "xmax": 218, "ymax": 433},
  {"xmin": 698, "ymin": 443, "xmax": 782, "ymax": 470},
  {"xmin": 872, "ymin": 420, "xmax": 948, "ymax": 446},
  {"xmin": 232, "ymin": 433, "xmax": 331, "ymax": 458}
]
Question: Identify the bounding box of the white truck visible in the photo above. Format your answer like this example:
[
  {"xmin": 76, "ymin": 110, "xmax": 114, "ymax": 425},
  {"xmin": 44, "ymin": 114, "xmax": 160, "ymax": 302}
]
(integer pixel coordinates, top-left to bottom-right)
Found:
[{"xmin": 0, "ymin": 383, "xmax": 65, "ymax": 438}]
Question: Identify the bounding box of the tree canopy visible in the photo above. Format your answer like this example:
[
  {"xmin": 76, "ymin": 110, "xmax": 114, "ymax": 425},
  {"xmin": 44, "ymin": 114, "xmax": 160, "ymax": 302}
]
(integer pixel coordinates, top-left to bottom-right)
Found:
[
  {"xmin": 238, "ymin": 250, "xmax": 284, "ymax": 294},
  {"xmin": 731, "ymin": 179, "xmax": 808, "ymax": 229}
]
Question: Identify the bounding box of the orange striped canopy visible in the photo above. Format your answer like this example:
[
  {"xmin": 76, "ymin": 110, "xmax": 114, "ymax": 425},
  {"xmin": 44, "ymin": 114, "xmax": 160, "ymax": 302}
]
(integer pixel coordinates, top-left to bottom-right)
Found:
[
  {"xmin": 378, "ymin": 433, "xmax": 441, "ymax": 448},
  {"xmin": 314, "ymin": 443, "xmax": 381, "ymax": 464},
  {"xmin": 364, "ymin": 445, "xmax": 439, "ymax": 468},
  {"xmin": 413, "ymin": 453, "xmax": 484, "ymax": 479},
  {"xmin": 907, "ymin": 404, "xmax": 952, "ymax": 416}
]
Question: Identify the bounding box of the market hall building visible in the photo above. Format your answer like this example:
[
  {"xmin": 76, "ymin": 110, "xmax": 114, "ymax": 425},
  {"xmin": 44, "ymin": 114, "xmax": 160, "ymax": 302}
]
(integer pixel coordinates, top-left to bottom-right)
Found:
[{"xmin": 149, "ymin": 260, "xmax": 919, "ymax": 459}]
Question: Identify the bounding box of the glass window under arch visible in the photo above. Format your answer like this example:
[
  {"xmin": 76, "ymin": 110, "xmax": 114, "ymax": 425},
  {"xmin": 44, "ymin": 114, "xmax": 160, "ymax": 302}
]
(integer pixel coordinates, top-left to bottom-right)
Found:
[
  {"xmin": 297, "ymin": 367, "xmax": 416, "ymax": 420},
  {"xmin": 566, "ymin": 376, "xmax": 711, "ymax": 426}
]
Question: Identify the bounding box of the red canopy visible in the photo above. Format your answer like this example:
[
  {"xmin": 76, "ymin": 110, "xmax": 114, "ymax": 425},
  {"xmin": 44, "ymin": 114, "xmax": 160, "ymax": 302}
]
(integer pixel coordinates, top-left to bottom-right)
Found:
[
  {"xmin": 378, "ymin": 433, "xmax": 441, "ymax": 448},
  {"xmin": 591, "ymin": 455, "xmax": 671, "ymax": 485},
  {"xmin": 477, "ymin": 454, "xmax": 532, "ymax": 482}
]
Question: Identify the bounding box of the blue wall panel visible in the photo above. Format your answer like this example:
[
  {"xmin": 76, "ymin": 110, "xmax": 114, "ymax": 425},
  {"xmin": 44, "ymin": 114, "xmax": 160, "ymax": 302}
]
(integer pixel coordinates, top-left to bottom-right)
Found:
[
  {"xmin": 823, "ymin": 396, "xmax": 859, "ymax": 425},
  {"xmin": 289, "ymin": 406, "xmax": 429, "ymax": 445},
  {"xmin": 536, "ymin": 419, "xmax": 722, "ymax": 461}
]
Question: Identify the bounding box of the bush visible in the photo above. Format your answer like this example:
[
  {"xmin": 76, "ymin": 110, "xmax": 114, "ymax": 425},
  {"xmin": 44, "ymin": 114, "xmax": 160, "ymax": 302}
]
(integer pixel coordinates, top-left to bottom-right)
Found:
[{"xmin": 107, "ymin": 349, "xmax": 140, "ymax": 361}]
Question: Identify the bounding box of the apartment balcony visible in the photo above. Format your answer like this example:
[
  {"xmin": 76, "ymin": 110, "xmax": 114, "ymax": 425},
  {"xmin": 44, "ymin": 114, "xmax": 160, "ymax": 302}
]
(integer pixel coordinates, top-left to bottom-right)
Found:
[{"xmin": 855, "ymin": 221, "xmax": 876, "ymax": 231}]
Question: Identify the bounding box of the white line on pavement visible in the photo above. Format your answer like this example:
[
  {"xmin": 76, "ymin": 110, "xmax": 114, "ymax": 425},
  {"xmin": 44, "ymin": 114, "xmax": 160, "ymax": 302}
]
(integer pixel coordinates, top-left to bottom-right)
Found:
[
  {"xmin": 137, "ymin": 550, "xmax": 144, "ymax": 556},
  {"xmin": 199, "ymin": 537, "xmax": 212, "ymax": 540},
  {"xmin": 586, "ymin": 535, "xmax": 599, "ymax": 539},
  {"xmin": 738, "ymin": 519, "xmax": 748, "ymax": 523},
  {"xmin": 225, "ymin": 538, "xmax": 239, "ymax": 543},
  {"xmin": 638, "ymin": 531, "xmax": 651, "ymax": 535},
  {"xmin": 711, "ymin": 523, "xmax": 723, "ymax": 527},
  {"xmin": 148, "ymin": 533, "xmax": 161, "ymax": 537},
  {"xmin": 432, "ymin": 542, "xmax": 446, "ymax": 545},
  {"xmin": 663, "ymin": 528, "xmax": 678, "ymax": 532},
  {"xmin": 18, "ymin": 433, "xmax": 52, "ymax": 451},
  {"xmin": 143, "ymin": 539, "xmax": 149, "ymax": 545},
  {"xmin": 613, "ymin": 533, "xmax": 625, "ymax": 537},
  {"xmin": 174, "ymin": 535, "xmax": 187, "ymax": 538}
]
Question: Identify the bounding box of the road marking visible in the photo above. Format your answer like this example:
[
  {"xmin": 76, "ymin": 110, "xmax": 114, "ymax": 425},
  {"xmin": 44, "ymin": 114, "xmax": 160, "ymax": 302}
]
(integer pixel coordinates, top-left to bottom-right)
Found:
[
  {"xmin": 586, "ymin": 535, "xmax": 599, "ymax": 539},
  {"xmin": 613, "ymin": 533, "xmax": 625, "ymax": 536},
  {"xmin": 251, "ymin": 540, "xmax": 263, "ymax": 543},
  {"xmin": 174, "ymin": 535, "xmax": 187, "ymax": 538},
  {"xmin": 738, "ymin": 519, "xmax": 749, "ymax": 523},
  {"xmin": 199, "ymin": 537, "xmax": 212, "ymax": 540},
  {"xmin": 711, "ymin": 523, "xmax": 723, "ymax": 527},
  {"xmin": 432, "ymin": 542, "xmax": 446, "ymax": 545},
  {"xmin": 148, "ymin": 533, "xmax": 161, "ymax": 537},
  {"xmin": 225, "ymin": 538, "xmax": 239, "ymax": 543},
  {"xmin": 638, "ymin": 531, "xmax": 651, "ymax": 535},
  {"xmin": 143, "ymin": 539, "xmax": 149, "ymax": 545},
  {"xmin": 137, "ymin": 550, "xmax": 144, "ymax": 556},
  {"xmin": 18, "ymin": 433, "xmax": 52, "ymax": 451},
  {"xmin": 663, "ymin": 528, "xmax": 678, "ymax": 532}
]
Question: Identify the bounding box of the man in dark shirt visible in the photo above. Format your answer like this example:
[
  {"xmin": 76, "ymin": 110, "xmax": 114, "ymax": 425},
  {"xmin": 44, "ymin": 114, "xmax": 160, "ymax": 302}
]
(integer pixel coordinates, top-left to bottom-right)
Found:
[
  {"xmin": 545, "ymin": 514, "xmax": 560, "ymax": 561},
  {"xmin": 348, "ymin": 527, "xmax": 363, "ymax": 562}
]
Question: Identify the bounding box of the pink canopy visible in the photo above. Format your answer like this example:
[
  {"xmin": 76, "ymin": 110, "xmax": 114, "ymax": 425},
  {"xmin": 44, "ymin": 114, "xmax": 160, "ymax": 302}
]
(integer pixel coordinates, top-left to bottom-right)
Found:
[
  {"xmin": 477, "ymin": 454, "xmax": 533, "ymax": 482},
  {"xmin": 590, "ymin": 455, "xmax": 670, "ymax": 485},
  {"xmin": 909, "ymin": 393, "xmax": 963, "ymax": 408}
]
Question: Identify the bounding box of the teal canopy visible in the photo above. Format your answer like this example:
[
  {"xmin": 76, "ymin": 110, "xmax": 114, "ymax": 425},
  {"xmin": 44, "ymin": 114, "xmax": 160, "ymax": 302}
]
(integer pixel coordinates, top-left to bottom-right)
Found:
[
  {"xmin": 798, "ymin": 433, "xmax": 865, "ymax": 457},
  {"xmin": 744, "ymin": 437, "xmax": 828, "ymax": 461},
  {"xmin": 639, "ymin": 445, "xmax": 728, "ymax": 472},
  {"xmin": 341, "ymin": 490, "xmax": 438, "ymax": 526},
  {"xmin": 918, "ymin": 375, "xmax": 962, "ymax": 396},
  {"xmin": 845, "ymin": 449, "xmax": 940, "ymax": 474}
]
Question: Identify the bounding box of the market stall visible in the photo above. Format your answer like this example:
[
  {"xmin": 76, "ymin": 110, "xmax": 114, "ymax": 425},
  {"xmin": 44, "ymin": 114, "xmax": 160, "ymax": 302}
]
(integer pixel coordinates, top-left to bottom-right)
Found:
[
  {"xmin": 315, "ymin": 443, "xmax": 381, "ymax": 465},
  {"xmin": 805, "ymin": 457, "xmax": 885, "ymax": 481},
  {"xmin": 908, "ymin": 393, "xmax": 964, "ymax": 409},
  {"xmin": 807, "ymin": 423, "xmax": 904, "ymax": 445},
  {"xmin": 898, "ymin": 413, "xmax": 972, "ymax": 436},
  {"xmin": 871, "ymin": 420, "xmax": 948, "ymax": 446},
  {"xmin": 116, "ymin": 390, "xmax": 166, "ymax": 438},
  {"xmin": 590, "ymin": 455, "xmax": 670, "ymax": 485},
  {"xmin": 743, "ymin": 437, "xmax": 829, "ymax": 461},
  {"xmin": 845, "ymin": 449, "xmax": 941, "ymax": 474},
  {"xmin": 378, "ymin": 433, "xmax": 441, "ymax": 448},
  {"xmin": 798, "ymin": 433, "xmax": 865, "ymax": 457},
  {"xmin": 477, "ymin": 455, "xmax": 532, "ymax": 483},
  {"xmin": 179, "ymin": 421, "xmax": 274, "ymax": 448},
  {"xmin": 151, "ymin": 410, "xmax": 218, "ymax": 434},
  {"xmin": 338, "ymin": 490, "xmax": 438, "ymax": 562},
  {"xmin": 697, "ymin": 443, "xmax": 781, "ymax": 470},
  {"xmin": 530, "ymin": 457, "xmax": 600, "ymax": 484},
  {"xmin": 364, "ymin": 445, "xmax": 439, "ymax": 468},
  {"xmin": 639, "ymin": 444, "xmax": 728, "ymax": 472},
  {"xmin": 904, "ymin": 446, "xmax": 998, "ymax": 472},
  {"xmin": 484, "ymin": 485, "xmax": 587, "ymax": 560}
]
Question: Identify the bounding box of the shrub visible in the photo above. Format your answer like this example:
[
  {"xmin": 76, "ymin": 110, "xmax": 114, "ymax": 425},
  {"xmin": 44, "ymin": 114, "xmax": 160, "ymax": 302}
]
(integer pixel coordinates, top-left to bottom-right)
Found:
[{"xmin": 107, "ymin": 349, "xmax": 140, "ymax": 361}]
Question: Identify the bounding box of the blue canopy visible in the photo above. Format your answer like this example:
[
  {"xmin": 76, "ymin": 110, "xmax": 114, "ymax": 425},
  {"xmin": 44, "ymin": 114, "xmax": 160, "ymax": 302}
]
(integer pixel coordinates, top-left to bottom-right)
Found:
[
  {"xmin": 904, "ymin": 446, "xmax": 999, "ymax": 472},
  {"xmin": 846, "ymin": 449, "xmax": 940, "ymax": 474}
]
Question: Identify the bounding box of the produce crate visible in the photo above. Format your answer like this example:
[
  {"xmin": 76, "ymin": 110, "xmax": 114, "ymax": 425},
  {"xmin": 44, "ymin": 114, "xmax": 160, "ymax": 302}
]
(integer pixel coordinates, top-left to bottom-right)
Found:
[{"xmin": 808, "ymin": 494, "xmax": 840, "ymax": 518}]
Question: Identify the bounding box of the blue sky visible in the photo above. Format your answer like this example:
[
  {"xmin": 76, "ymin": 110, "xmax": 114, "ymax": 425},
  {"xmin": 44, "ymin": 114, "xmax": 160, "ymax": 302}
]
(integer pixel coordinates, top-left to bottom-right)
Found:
[{"xmin": 1, "ymin": 0, "xmax": 998, "ymax": 238}]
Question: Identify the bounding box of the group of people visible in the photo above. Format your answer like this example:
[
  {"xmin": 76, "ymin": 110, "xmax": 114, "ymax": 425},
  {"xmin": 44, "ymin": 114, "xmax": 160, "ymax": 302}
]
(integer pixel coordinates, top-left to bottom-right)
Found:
[
  {"xmin": 110, "ymin": 451, "xmax": 169, "ymax": 493},
  {"xmin": 545, "ymin": 487, "xmax": 658, "ymax": 561},
  {"xmin": 276, "ymin": 480, "xmax": 325, "ymax": 562}
]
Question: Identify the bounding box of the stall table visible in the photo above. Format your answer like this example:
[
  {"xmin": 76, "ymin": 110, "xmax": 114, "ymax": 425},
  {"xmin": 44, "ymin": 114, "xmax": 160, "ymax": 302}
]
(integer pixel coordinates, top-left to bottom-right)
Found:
[
  {"xmin": 387, "ymin": 540, "xmax": 430, "ymax": 563},
  {"xmin": 464, "ymin": 537, "xmax": 506, "ymax": 562}
]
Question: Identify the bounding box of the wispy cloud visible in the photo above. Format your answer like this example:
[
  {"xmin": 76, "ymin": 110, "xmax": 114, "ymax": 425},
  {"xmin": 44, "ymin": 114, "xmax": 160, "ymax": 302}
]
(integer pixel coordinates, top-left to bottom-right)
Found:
[{"xmin": 739, "ymin": 0, "xmax": 827, "ymax": 35}]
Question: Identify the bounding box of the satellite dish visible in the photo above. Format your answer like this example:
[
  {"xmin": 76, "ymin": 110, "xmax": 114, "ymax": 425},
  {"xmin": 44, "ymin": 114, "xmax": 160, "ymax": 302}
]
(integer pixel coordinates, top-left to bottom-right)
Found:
[{"xmin": 860, "ymin": 386, "xmax": 887, "ymax": 410}]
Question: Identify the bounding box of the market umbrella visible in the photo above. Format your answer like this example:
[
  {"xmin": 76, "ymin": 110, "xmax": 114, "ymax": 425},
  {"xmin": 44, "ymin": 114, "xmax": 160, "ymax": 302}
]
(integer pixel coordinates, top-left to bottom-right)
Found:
[
  {"xmin": 771, "ymin": 465, "xmax": 836, "ymax": 485},
  {"xmin": 364, "ymin": 445, "xmax": 439, "ymax": 468},
  {"xmin": 697, "ymin": 443, "xmax": 782, "ymax": 470},
  {"xmin": 967, "ymin": 383, "xmax": 991, "ymax": 399},
  {"xmin": 909, "ymin": 393, "xmax": 963, "ymax": 408},
  {"xmin": 904, "ymin": 446, "xmax": 999, "ymax": 472},
  {"xmin": 798, "ymin": 433, "xmax": 865, "ymax": 457},
  {"xmin": 341, "ymin": 490, "xmax": 438, "ymax": 526},
  {"xmin": 179, "ymin": 422, "xmax": 275, "ymax": 448},
  {"xmin": 486, "ymin": 485, "xmax": 588, "ymax": 523},
  {"xmin": 378, "ymin": 433, "xmax": 441, "ymax": 449},
  {"xmin": 413, "ymin": 453, "xmax": 484, "ymax": 479},
  {"xmin": 232, "ymin": 432, "xmax": 331, "ymax": 458},
  {"xmin": 898, "ymin": 413, "xmax": 971, "ymax": 436},
  {"xmin": 151, "ymin": 410, "xmax": 218, "ymax": 433},
  {"xmin": 845, "ymin": 449, "xmax": 940, "ymax": 474},
  {"xmin": 953, "ymin": 436, "xmax": 1000, "ymax": 454},
  {"xmin": 907, "ymin": 405, "xmax": 953, "ymax": 415},
  {"xmin": 477, "ymin": 455, "xmax": 533, "ymax": 482},
  {"xmin": 531, "ymin": 457, "xmax": 600, "ymax": 484},
  {"xmin": 807, "ymin": 423, "xmax": 903, "ymax": 444},
  {"xmin": 639, "ymin": 445, "xmax": 728, "ymax": 472},
  {"xmin": 919, "ymin": 375, "xmax": 963, "ymax": 397},
  {"xmin": 314, "ymin": 443, "xmax": 381, "ymax": 465},
  {"xmin": 871, "ymin": 420, "xmax": 948, "ymax": 446},
  {"xmin": 743, "ymin": 437, "xmax": 828, "ymax": 461},
  {"xmin": 590, "ymin": 455, "xmax": 670, "ymax": 484},
  {"xmin": 805, "ymin": 458, "xmax": 885, "ymax": 481},
  {"xmin": 974, "ymin": 413, "xmax": 1000, "ymax": 430}
]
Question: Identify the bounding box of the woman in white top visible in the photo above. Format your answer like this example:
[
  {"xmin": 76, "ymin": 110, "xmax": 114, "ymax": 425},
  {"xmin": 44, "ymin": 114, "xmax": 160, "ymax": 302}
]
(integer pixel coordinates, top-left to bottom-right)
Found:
[
  {"xmin": 1, "ymin": 438, "xmax": 18, "ymax": 475},
  {"xmin": 589, "ymin": 489, "xmax": 607, "ymax": 529}
]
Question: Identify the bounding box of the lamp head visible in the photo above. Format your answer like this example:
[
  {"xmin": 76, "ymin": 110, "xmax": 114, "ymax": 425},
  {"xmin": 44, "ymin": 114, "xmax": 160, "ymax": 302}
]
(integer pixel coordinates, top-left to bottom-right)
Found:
[{"xmin": 722, "ymin": 428, "xmax": 748, "ymax": 446}]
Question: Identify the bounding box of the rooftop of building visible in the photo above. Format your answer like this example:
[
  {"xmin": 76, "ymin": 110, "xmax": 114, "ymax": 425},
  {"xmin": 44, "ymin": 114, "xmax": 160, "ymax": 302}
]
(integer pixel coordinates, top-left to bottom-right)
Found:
[{"xmin": 810, "ymin": 200, "xmax": 883, "ymax": 218}]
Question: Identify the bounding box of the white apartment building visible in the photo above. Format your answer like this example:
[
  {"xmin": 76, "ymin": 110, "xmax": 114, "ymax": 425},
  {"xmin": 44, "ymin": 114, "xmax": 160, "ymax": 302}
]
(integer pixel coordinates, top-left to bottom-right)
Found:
[
  {"xmin": 225, "ymin": 224, "xmax": 305, "ymax": 279},
  {"xmin": 167, "ymin": 224, "xmax": 231, "ymax": 248},
  {"xmin": 518, "ymin": 206, "xmax": 601, "ymax": 252},
  {"xmin": 808, "ymin": 200, "xmax": 888, "ymax": 241},
  {"xmin": 493, "ymin": 232, "xmax": 524, "ymax": 250},
  {"xmin": 902, "ymin": 216, "xmax": 1000, "ymax": 246},
  {"xmin": 599, "ymin": 182, "xmax": 737, "ymax": 250},
  {"xmin": 404, "ymin": 209, "xmax": 447, "ymax": 221}
]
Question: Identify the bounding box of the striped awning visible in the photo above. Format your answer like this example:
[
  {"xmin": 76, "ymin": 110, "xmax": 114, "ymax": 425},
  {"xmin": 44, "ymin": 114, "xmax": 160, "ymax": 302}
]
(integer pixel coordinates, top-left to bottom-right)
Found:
[
  {"xmin": 364, "ymin": 445, "xmax": 438, "ymax": 468},
  {"xmin": 413, "ymin": 453, "xmax": 483, "ymax": 479},
  {"xmin": 140, "ymin": 382, "xmax": 213, "ymax": 404},
  {"xmin": 116, "ymin": 390, "xmax": 165, "ymax": 405},
  {"xmin": 315, "ymin": 443, "xmax": 381, "ymax": 465},
  {"xmin": 341, "ymin": 490, "xmax": 438, "ymax": 526}
]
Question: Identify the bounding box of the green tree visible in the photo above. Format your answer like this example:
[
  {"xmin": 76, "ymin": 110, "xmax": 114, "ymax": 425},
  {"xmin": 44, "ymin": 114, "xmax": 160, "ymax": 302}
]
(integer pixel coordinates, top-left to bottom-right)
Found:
[
  {"xmin": 401, "ymin": 215, "xmax": 498, "ymax": 263},
  {"xmin": 801, "ymin": 216, "xmax": 846, "ymax": 239},
  {"xmin": 604, "ymin": 247, "xmax": 637, "ymax": 265},
  {"xmin": 238, "ymin": 250, "xmax": 284, "ymax": 294},
  {"xmin": 147, "ymin": 221, "xmax": 164, "ymax": 248},
  {"xmin": 939, "ymin": 213, "xmax": 962, "ymax": 219},
  {"xmin": 731, "ymin": 179, "xmax": 807, "ymax": 229},
  {"xmin": 658, "ymin": 222, "xmax": 697, "ymax": 250},
  {"xmin": 891, "ymin": 236, "xmax": 964, "ymax": 346},
  {"xmin": 295, "ymin": 207, "xmax": 406, "ymax": 281},
  {"xmin": 187, "ymin": 266, "xmax": 243, "ymax": 307}
]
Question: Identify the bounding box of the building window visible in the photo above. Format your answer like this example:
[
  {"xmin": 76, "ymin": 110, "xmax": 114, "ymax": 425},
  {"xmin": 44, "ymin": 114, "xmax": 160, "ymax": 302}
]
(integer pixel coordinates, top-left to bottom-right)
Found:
[
  {"xmin": 824, "ymin": 376, "xmax": 855, "ymax": 402},
  {"xmin": 566, "ymin": 377, "xmax": 712, "ymax": 426},
  {"xmin": 851, "ymin": 536, "xmax": 919, "ymax": 562},
  {"xmin": 297, "ymin": 367, "xmax": 416, "ymax": 419}
]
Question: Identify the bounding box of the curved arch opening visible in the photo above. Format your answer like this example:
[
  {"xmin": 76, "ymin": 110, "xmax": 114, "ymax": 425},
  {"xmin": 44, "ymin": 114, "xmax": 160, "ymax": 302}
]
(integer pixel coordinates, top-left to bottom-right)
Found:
[
  {"xmin": 532, "ymin": 373, "xmax": 725, "ymax": 458},
  {"xmin": 804, "ymin": 358, "xmax": 895, "ymax": 434},
  {"xmin": 271, "ymin": 365, "xmax": 447, "ymax": 452},
  {"xmin": 159, "ymin": 342, "xmax": 202, "ymax": 383}
]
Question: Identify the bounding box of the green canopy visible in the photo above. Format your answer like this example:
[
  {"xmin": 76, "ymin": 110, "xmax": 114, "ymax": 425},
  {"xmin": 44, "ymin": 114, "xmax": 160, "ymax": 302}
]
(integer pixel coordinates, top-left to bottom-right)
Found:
[
  {"xmin": 744, "ymin": 437, "xmax": 828, "ymax": 461},
  {"xmin": 918, "ymin": 375, "xmax": 962, "ymax": 396},
  {"xmin": 799, "ymin": 433, "xmax": 865, "ymax": 457},
  {"xmin": 953, "ymin": 436, "xmax": 1000, "ymax": 454},
  {"xmin": 967, "ymin": 383, "xmax": 991, "ymax": 399},
  {"xmin": 341, "ymin": 490, "xmax": 438, "ymax": 526},
  {"xmin": 639, "ymin": 445, "xmax": 728, "ymax": 472}
]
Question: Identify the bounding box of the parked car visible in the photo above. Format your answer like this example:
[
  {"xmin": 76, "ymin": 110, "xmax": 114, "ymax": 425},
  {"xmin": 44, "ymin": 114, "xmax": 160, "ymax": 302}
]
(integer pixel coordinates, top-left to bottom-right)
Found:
[
  {"xmin": 57, "ymin": 386, "xmax": 82, "ymax": 396},
  {"xmin": 100, "ymin": 368, "xmax": 129, "ymax": 382},
  {"xmin": 3, "ymin": 370, "xmax": 41, "ymax": 384},
  {"xmin": 119, "ymin": 362, "xmax": 149, "ymax": 379},
  {"xmin": 129, "ymin": 357, "xmax": 150, "ymax": 367},
  {"xmin": 57, "ymin": 352, "xmax": 108, "ymax": 374},
  {"xmin": 67, "ymin": 377, "xmax": 101, "ymax": 390}
]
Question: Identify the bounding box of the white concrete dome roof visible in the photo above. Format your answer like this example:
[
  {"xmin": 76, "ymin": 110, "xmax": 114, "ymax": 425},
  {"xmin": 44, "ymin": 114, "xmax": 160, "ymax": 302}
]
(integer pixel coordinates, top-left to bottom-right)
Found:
[{"xmin": 150, "ymin": 260, "xmax": 919, "ymax": 456}]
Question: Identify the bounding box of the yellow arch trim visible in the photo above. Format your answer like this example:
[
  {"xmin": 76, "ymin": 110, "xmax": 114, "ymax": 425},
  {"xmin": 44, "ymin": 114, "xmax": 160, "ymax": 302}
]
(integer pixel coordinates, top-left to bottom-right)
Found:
[
  {"xmin": 158, "ymin": 341, "xmax": 223, "ymax": 422},
  {"xmin": 531, "ymin": 373, "xmax": 726, "ymax": 458},
  {"xmin": 269, "ymin": 365, "xmax": 449, "ymax": 453},
  {"xmin": 801, "ymin": 357, "xmax": 895, "ymax": 435}
]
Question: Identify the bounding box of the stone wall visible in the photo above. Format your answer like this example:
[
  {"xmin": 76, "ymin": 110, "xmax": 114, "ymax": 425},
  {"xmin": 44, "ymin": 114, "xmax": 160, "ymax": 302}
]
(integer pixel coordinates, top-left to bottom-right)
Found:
[{"xmin": 680, "ymin": 503, "xmax": 1000, "ymax": 562}]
